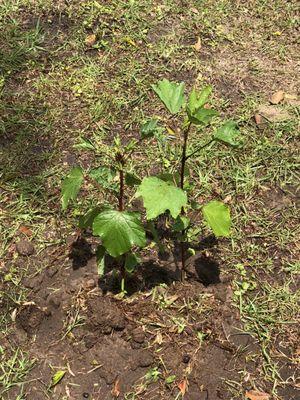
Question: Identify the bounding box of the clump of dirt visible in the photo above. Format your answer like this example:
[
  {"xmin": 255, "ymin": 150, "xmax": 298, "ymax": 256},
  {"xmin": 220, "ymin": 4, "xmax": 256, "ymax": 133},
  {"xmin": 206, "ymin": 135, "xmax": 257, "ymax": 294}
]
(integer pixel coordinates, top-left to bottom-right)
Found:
[
  {"xmin": 86, "ymin": 296, "xmax": 125, "ymax": 334},
  {"xmin": 16, "ymin": 304, "xmax": 46, "ymax": 334}
]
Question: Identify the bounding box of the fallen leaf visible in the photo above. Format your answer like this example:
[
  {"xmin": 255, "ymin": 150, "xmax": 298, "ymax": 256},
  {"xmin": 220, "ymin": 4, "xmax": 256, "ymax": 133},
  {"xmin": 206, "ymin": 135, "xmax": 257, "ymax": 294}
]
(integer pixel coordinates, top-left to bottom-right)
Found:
[
  {"xmin": 269, "ymin": 90, "xmax": 284, "ymax": 104},
  {"xmin": 177, "ymin": 379, "xmax": 187, "ymax": 395},
  {"xmin": 194, "ymin": 37, "xmax": 201, "ymax": 51},
  {"xmin": 257, "ymin": 105, "xmax": 291, "ymax": 122},
  {"xmin": 284, "ymin": 93, "xmax": 300, "ymax": 106},
  {"xmin": 19, "ymin": 225, "xmax": 33, "ymax": 236},
  {"xmin": 245, "ymin": 389, "xmax": 270, "ymax": 400},
  {"xmin": 254, "ymin": 113, "xmax": 263, "ymax": 125},
  {"xmin": 111, "ymin": 379, "xmax": 120, "ymax": 397},
  {"xmin": 51, "ymin": 370, "xmax": 66, "ymax": 387},
  {"xmin": 190, "ymin": 7, "xmax": 199, "ymax": 14},
  {"xmin": 85, "ymin": 34, "xmax": 96, "ymax": 46}
]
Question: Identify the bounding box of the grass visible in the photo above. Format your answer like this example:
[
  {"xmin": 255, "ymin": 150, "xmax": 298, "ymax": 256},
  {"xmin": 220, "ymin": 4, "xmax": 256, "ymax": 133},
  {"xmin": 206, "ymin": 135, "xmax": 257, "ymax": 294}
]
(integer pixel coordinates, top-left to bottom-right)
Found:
[{"xmin": 0, "ymin": 0, "xmax": 299, "ymax": 398}]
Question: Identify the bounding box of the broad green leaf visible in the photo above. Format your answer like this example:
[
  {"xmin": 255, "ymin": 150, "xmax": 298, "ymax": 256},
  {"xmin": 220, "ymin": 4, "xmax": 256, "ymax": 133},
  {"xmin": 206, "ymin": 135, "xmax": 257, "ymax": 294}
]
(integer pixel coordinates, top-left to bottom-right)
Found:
[
  {"xmin": 61, "ymin": 167, "xmax": 84, "ymax": 210},
  {"xmin": 79, "ymin": 207, "xmax": 102, "ymax": 229},
  {"xmin": 96, "ymin": 245, "xmax": 106, "ymax": 276},
  {"xmin": 152, "ymin": 79, "xmax": 185, "ymax": 114},
  {"xmin": 188, "ymin": 86, "xmax": 212, "ymax": 115},
  {"xmin": 172, "ymin": 215, "xmax": 190, "ymax": 232},
  {"xmin": 92, "ymin": 210, "xmax": 146, "ymax": 257},
  {"xmin": 141, "ymin": 119, "xmax": 159, "ymax": 139},
  {"xmin": 189, "ymin": 108, "xmax": 218, "ymax": 125},
  {"xmin": 213, "ymin": 121, "xmax": 240, "ymax": 147},
  {"xmin": 202, "ymin": 200, "xmax": 231, "ymax": 237},
  {"xmin": 125, "ymin": 252, "xmax": 140, "ymax": 273},
  {"xmin": 136, "ymin": 177, "xmax": 187, "ymax": 219},
  {"xmin": 125, "ymin": 172, "xmax": 141, "ymax": 187},
  {"xmin": 51, "ymin": 370, "xmax": 66, "ymax": 387},
  {"xmin": 157, "ymin": 172, "xmax": 181, "ymax": 186},
  {"xmin": 73, "ymin": 137, "xmax": 95, "ymax": 150},
  {"xmin": 89, "ymin": 167, "xmax": 118, "ymax": 192}
]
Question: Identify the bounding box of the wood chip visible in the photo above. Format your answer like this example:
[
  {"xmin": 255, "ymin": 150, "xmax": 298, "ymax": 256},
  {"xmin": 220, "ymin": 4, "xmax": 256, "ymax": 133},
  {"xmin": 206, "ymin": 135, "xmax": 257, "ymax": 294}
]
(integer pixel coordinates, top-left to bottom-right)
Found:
[
  {"xmin": 194, "ymin": 37, "xmax": 201, "ymax": 51},
  {"xmin": 85, "ymin": 34, "xmax": 96, "ymax": 46}
]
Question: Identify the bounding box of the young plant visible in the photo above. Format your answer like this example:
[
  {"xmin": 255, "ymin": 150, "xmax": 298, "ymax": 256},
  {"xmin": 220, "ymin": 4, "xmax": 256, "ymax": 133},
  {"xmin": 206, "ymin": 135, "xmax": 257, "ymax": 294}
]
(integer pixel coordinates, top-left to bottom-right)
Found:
[
  {"xmin": 136, "ymin": 79, "xmax": 241, "ymax": 280},
  {"xmin": 61, "ymin": 123, "xmax": 158, "ymax": 290}
]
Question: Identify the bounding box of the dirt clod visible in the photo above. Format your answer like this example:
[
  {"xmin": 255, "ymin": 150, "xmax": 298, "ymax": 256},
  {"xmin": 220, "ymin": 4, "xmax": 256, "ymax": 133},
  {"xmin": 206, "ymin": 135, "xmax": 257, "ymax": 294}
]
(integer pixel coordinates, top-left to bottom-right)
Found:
[
  {"xmin": 16, "ymin": 304, "xmax": 45, "ymax": 334},
  {"xmin": 131, "ymin": 327, "xmax": 145, "ymax": 344},
  {"xmin": 87, "ymin": 296, "xmax": 125, "ymax": 334},
  {"xmin": 16, "ymin": 240, "xmax": 35, "ymax": 256}
]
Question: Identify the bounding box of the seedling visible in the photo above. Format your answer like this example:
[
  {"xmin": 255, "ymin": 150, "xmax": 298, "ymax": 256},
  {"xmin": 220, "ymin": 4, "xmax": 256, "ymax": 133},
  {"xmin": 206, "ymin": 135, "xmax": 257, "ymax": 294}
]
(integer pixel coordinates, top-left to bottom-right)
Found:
[
  {"xmin": 61, "ymin": 124, "xmax": 158, "ymax": 291},
  {"xmin": 136, "ymin": 79, "xmax": 241, "ymax": 280}
]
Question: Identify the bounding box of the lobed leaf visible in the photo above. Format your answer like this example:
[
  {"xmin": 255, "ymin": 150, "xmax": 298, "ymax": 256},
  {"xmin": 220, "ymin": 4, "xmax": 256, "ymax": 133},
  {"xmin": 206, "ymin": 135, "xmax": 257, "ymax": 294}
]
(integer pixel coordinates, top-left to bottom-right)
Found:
[
  {"xmin": 61, "ymin": 167, "xmax": 84, "ymax": 210},
  {"xmin": 188, "ymin": 86, "xmax": 212, "ymax": 115},
  {"xmin": 188, "ymin": 108, "xmax": 218, "ymax": 125},
  {"xmin": 125, "ymin": 252, "xmax": 140, "ymax": 273},
  {"xmin": 152, "ymin": 79, "xmax": 185, "ymax": 114},
  {"xmin": 202, "ymin": 200, "xmax": 231, "ymax": 237},
  {"xmin": 96, "ymin": 245, "xmax": 106, "ymax": 277},
  {"xmin": 92, "ymin": 210, "xmax": 146, "ymax": 257},
  {"xmin": 89, "ymin": 166, "xmax": 118, "ymax": 192},
  {"xmin": 213, "ymin": 121, "xmax": 240, "ymax": 147},
  {"xmin": 141, "ymin": 119, "xmax": 159, "ymax": 139},
  {"xmin": 136, "ymin": 177, "xmax": 187, "ymax": 220}
]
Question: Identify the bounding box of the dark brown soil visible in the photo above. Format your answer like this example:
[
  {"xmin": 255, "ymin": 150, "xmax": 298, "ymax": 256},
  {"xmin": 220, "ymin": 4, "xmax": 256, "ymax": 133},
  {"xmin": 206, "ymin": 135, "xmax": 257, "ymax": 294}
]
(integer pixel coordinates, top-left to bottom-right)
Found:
[{"xmin": 1, "ymin": 239, "xmax": 256, "ymax": 400}]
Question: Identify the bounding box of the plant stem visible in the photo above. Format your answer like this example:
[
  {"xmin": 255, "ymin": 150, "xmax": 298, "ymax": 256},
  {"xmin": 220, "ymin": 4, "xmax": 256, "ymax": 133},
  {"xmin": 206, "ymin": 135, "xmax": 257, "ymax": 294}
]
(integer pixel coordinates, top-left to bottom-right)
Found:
[
  {"xmin": 185, "ymin": 138, "xmax": 214, "ymax": 160},
  {"xmin": 180, "ymin": 122, "xmax": 191, "ymax": 190},
  {"xmin": 119, "ymin": 168, "xmax": 124, "ymax": 211},
  {"xmin": 179, "ymin": 122, "xmax": 191, "ymax": 281}
]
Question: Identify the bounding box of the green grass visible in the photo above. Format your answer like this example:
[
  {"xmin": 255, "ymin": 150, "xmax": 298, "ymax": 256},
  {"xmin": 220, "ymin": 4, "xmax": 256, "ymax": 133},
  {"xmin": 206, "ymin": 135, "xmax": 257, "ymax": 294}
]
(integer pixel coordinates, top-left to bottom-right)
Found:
[{"xmin": 0, "ymin": 0, "xmax": 299, "ymax": 398}]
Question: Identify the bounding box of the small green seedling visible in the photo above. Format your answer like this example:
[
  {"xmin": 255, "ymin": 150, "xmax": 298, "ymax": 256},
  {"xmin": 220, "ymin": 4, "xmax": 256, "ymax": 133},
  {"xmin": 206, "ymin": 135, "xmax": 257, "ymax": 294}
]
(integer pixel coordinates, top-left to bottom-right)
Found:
[
  {"xmin": 136, "ymin": 79, "xmax": 241, "ymax": 280},
  {"xmin": 61, "ymin": 125, "xmax": 158, "ymax": 290}
]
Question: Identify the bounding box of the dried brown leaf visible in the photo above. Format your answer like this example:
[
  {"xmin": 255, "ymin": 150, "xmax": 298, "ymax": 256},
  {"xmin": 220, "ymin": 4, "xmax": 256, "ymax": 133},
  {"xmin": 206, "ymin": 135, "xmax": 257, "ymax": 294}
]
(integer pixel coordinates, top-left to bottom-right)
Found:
[
  {"xmin": 177, "ymin": 379, "xmax": 187, "ymax": 395},
  {"xmin": 257, "ymin": 105, "xmax": 291, "ymax": 122},
  {"xmin": 269, "ymin": 90, "xmax": 284, "ymax": 104},
  {"xmin": 19, "ymin": 225, "xmax": 33, "ymax": 236},
  {"xmin": 245, "ymin": 389, "xmax": 270, "ymax": 400}
]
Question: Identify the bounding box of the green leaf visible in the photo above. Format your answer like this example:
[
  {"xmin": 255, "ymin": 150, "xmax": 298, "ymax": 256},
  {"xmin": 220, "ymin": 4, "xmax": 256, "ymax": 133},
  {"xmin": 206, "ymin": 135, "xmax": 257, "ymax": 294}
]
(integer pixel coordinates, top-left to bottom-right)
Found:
[
  {"xmin": 188, "ymin": 86, "xmax": 212, "ymax": 115},
  {"xmin": 61, "ymin": 167, "xmax": 84, "ymax": 210},
  {"xmin": 125, "ymin": 172, "xmax": 141, "ymax": 187},
  {"xmin": 202, "ymin": 200, "xmax": 231, "ymax": 237},
  {"xmin": 73, "ymin": 137, "xmax": 95, "ymax": 150},
  {"xmin": 96, "ymin": 245, "xmax": 106, "ymax": 277},
  {"xmin": 165, "ymin": 375, "xmax": 176, "ymax": 384},
  {"xmin": 79, "ymin": 207, "xmax": 102, "ymax": 229},
  {"xmin": 51, "ymin": 370, "xmax": 66, "ymax": 387},
  {"xmin": 172, "ymin": 215, "xmax": 190, "ymax": 232},
  {"xmin": 92, "ymin": 210, "xmax": 146, "ymax": 257},
  {"xmin": 136, "ymin": 177, "xmax": 187, "ymax": 219},
  {"xmin": 152, "ymin": 79, "xmax": 185, "ymax": 114},
  {"xmin": 89, "ymin": 167, "xmax": 118, "ymax": 191},
  {"xmin": 141, "ymin": 119, "xmax": 159, "ymax": 139},
  {"xmin": 189, "ymin": 108, "xmax": 218, "ymax": 125},
  {"xmin": 125, "ymin": 252, "xmax": 140, "ymax": 273},
  {"xmin": 213, "ymin": 121, "xmax": 240, "ymax": 147}
]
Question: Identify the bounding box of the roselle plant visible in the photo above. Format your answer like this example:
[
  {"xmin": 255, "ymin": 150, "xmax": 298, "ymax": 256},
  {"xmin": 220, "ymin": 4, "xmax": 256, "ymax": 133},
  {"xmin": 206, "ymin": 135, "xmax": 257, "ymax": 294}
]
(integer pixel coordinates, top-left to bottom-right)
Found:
[
  {"xmin": 135, "ymin": 79, "xmax": 241, "ymax": 280},
  {"xmin": 61, "ymin": 125, "xmax": 158, "ymax": 291}
]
